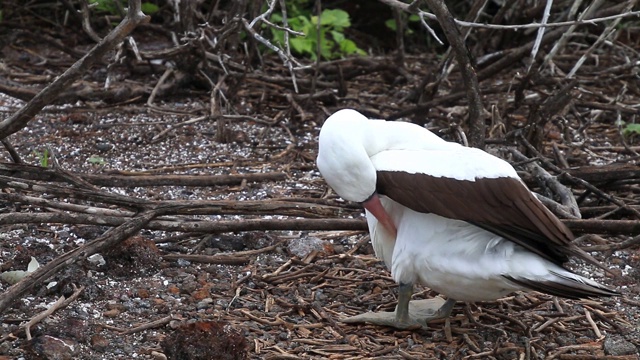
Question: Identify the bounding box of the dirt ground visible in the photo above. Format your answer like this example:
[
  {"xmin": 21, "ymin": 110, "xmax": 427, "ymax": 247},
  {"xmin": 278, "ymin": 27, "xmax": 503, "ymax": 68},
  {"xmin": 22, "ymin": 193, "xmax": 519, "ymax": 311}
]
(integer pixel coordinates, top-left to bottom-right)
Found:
[{"xmin": 1, "ymin": 7, "xmax": 640, "ymax": 360}]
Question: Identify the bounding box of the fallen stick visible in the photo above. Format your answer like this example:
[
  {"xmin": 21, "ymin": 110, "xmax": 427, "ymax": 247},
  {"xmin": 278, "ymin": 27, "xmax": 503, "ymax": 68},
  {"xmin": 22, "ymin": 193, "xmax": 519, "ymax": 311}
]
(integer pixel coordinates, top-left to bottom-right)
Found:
[
  {"xmin": 84, "ymin": 172, "xmax": 287, "ymax": 187},
  {"xmin": 2, "ymin": 193, "xmax": 353, "ymax": 219},
  {"xmin": 0, "ymin": 212, "xmax": 367, "ymax": 233},
  {"xmin": 0, "ymin": 210, "xmax": 637, "ymax": 235},
  {"xmin": 24, "ymin": 296, "xmax": 65, "ymax": 341},
  {"xmin": 0, "ymin": 175, "xmax": 152, "ymax": 209},
  {"xmin": 23, "ymin": 285, "xmax": 85, "ymax": 340},
  {"xmin": 583, "ymin": 235, "xmax": 640, "ymax": 252},
  {"xmin": 120, "ymin": 315, "xmax": 174, "ymax": 335},
  {"xmin": 163, "ymin": 254, "xmax": 250, "ymax": 265},
  {"xmin": 0, "ymin": 162, "xmax": 287, "ymax": 187}
]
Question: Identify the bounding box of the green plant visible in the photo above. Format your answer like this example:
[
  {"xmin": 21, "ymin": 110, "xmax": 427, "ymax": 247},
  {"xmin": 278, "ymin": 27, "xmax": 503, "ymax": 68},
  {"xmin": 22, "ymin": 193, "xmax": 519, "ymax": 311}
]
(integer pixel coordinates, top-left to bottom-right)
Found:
[
  {"xmin": 88, "ymin": 0, "xmax": 123, "ymax": 14},
  {"xmin": 88, "ymin": 155, "xmax": 106, "ymax": 165},
  {"xmin": 140, "ymin": 2, "xmax": 159, "ymax": 14},
  {"xmin": 385, "ymin": 14, "xmax": 421, "ymax": 35},
  {"xmin": 385, "ymin": 14, "xmax": 441, "ymax": 49},
  {"xmin": 33, "ymin": 149, "xmax": 49, "ymax": 167},
  {"xmin": 270, "ymin": 8, "xmax": 366, "ymax": 60},
  {"xmin": 623, "ymin": 123, "xmax": 640, "ymax": 137},
  {"xmin": 88, "ymin": 0, "xmax": 159, "ymax": 15}
]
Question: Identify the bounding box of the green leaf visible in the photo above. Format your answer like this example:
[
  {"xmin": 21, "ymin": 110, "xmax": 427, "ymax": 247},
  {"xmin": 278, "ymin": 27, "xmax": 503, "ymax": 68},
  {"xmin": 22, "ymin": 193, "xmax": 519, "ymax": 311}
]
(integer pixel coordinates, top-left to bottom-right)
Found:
[
  {"xmin": 319, "ymin": 30, "xmax": 333, "ymax": 59},
  {"xmin": 340, "ymin": 39, "xmax": 366, "ymax": 56},
  {"xmin": 32, "ymin": 149, "xmax": 49, "ymax": 167},
  {"xmin": 293, "ymin": 15, "xmax": 313, "ymax": 37},
  {"xmin": 332, "ymin": 31, "xmax": 365, "ymax": 57},
  {"xmin": 88, "ymin": 155, "xmax": 106, "ymax": 165},
  {"xmin": 623, "ymin": 123, "xmax": 640, "ymax": 136},
  {"xmin": 320, "ymin": 9, "xmax": 350, "ymax": 28},
  {"xmin": 270, "ymin": 13, "xmax": 283, "ymax": 23},
  {"xmin": 41, "ymin": 149, "xmax": 49, "ymax": 168},
  {"xmin": 141, "ymin": 2, "xmax": 159, "ymax": 14},
  {"xmin": 89, "ymin": 0, "xmax": 119, "ymax": 14},
  {"xmin": 270, "ymin": 28, "xmax": 286, "ymax": 46},
  {"xmin": 266, "ymin": 5, "xmax": 361, "ymax": 60},
  {"xmin": 385, "ymin": 19, "xmax": 397, "ymax": 31},
  {"xmin": 286, "ymin": 0, "xmax": 311, "ymax": 16},
  {"xmin": 290, "ymin": 38, "xmax": 314, "ymax": 56},
  {"xmin": 331, "ymin": 30, "xmax": 345, "ymax": 43},
  {"xmin": 287, "ymin": 15, "xmax": 303, "ymax": 30}
]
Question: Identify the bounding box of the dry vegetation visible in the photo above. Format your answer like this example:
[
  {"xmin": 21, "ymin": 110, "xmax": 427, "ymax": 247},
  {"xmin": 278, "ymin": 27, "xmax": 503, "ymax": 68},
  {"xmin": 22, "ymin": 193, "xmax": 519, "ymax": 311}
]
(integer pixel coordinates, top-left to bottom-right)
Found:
[{"xmin": 0, "ymin": 0, "xmax": 639, "ymax": 359}]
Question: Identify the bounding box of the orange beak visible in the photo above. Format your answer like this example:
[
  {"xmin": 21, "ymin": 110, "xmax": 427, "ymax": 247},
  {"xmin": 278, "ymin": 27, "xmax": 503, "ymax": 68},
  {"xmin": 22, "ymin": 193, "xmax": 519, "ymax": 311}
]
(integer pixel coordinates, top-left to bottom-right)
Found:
[{"xmin": 362, "ymin": 193, "xmax": 397, "ymax": 238}]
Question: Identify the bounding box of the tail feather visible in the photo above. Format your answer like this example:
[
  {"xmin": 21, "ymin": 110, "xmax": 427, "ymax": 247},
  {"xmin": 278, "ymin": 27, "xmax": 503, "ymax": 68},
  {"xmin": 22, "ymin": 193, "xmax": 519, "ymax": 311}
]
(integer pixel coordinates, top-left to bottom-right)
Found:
[{"xmin": 503, "ymin": 271, "xmax": 618, "ymax": 299}]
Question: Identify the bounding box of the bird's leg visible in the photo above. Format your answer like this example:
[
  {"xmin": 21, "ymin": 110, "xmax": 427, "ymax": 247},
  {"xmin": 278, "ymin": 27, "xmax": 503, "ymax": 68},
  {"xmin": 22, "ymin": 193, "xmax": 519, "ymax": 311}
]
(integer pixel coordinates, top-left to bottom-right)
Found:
[
  {"xmin": 342, "ymin": 282, "xmax": 449, "ymax": 330},
  {"xmin": 422, "ymin": 298, "xmax": 456, "ymax": 322},
  {"xmin": 340, "ymin": 282, "xmax": 422, "ymax": 329},
  {"xmin": 395, "ymin": 282, "xmax": 413, "ymax": 323},
  {"xmin": 341, "ymin": 299, "xmax": 452, "ymax": 329}
]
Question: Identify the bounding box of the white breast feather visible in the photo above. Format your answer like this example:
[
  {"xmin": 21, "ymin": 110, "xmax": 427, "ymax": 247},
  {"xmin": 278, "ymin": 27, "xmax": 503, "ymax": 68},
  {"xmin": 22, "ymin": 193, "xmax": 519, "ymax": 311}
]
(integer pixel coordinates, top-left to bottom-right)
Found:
[{"xmin": 365, "ymin": 209, "xmax": 395, "ymax": 270}]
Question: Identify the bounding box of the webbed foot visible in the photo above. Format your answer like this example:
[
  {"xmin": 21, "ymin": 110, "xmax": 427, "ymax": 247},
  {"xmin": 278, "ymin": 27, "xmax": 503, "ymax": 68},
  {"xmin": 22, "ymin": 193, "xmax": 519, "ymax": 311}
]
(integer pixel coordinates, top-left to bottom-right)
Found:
[{"xmin": 341, "ymin": 297, "xmax": 447, "ymax": 329}]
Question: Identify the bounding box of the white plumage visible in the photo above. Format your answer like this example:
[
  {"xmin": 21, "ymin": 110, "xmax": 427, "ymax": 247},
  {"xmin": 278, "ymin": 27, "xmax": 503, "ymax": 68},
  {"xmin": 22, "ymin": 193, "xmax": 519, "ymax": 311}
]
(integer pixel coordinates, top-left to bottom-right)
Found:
[{"xmin": 317, "ymin": 109, "xmax": 616, "ymax": 329}]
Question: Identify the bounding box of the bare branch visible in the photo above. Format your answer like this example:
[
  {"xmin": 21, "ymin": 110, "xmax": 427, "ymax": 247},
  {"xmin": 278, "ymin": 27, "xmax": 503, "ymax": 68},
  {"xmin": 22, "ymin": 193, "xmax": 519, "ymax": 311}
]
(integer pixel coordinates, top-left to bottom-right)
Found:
[
  {"xmin": 378, "ymin": 0, "xmax": 640, "ymax": 30},
  {"xmin": 567, "ymin": 0, "xmax": 639, "ymax": 78},
  {"xmin": 423, "ymin": 0, "xmax": 485, "ymax": 148},
  {"xmin": 526, "ymin": 0, "xmax": 554, "ymax": 74}
]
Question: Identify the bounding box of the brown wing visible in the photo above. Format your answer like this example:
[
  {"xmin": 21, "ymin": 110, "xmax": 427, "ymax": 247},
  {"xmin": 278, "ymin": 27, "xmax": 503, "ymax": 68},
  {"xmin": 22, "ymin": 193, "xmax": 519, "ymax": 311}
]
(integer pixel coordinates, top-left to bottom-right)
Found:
[{"xmin": 376, "ymin": 171, "xmax": 598, "ymax": 267}]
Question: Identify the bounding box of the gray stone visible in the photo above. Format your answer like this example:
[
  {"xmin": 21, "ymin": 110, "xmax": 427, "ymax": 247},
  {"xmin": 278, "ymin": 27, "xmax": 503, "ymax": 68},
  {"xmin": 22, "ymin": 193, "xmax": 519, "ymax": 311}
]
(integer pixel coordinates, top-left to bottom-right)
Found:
[
  {"xmin": 196, "ymin": 298, "xmax": 214, "ymax": 310},
  {"xmin": 603, "ymin": 335, "xmax": 637, "ymax": 356},
  {"xmin": 287, "ymin": 236, "xmax": 327, "ymax": 258}
]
